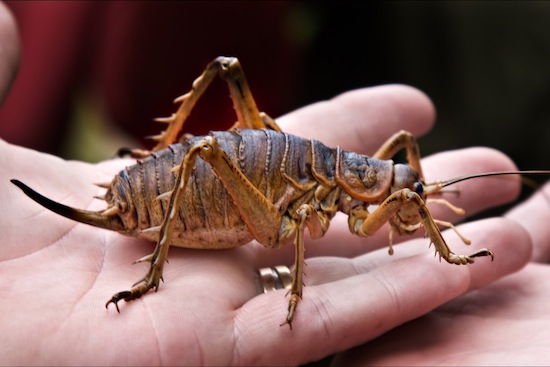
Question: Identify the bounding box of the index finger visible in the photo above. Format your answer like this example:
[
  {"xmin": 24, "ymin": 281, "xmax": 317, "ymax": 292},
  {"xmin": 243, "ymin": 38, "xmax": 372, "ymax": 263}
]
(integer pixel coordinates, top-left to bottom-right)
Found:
[
  {"xmin": 278, "ymin": 84, "xmax": 435, "ymax": 154},
  {"xmin": 506, "ymin": 181, "xmax": 550, "ymax": 262}
]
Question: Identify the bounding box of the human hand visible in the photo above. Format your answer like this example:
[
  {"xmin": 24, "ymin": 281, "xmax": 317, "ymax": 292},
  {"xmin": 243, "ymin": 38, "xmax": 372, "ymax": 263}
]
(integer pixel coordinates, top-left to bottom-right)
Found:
[
  {"xmin": 0, "ymin": 85, "xmax": 530, "ymax": 365},
  {"xmin": 332, "ymin": 181, "xmax": 550, "ymax": 366}
]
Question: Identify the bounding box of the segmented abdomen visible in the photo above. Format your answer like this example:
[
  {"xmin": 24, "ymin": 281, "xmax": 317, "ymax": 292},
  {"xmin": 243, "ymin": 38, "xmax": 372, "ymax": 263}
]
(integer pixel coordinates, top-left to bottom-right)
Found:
[
  {"xmin": 108, "ymin": 128, "xmax": 395, "ymax": 249},
  {"xmin": 112, "ymin": 129, "xmax": 327, "ymax": 248}
]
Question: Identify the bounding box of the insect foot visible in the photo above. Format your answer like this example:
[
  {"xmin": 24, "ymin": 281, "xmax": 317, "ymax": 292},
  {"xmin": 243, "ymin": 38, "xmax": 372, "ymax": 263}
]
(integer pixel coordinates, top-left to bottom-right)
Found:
[
  {"xmin": 105, "ymin": 255, "xmax": 165, "ymax": 312},
  {"xmin": 445, "ymin": 248, "xmax": 495, "ymax": 265},
  {"xmin": 280, "ymin": 293, "xmax": 301, "ymax": 330}
]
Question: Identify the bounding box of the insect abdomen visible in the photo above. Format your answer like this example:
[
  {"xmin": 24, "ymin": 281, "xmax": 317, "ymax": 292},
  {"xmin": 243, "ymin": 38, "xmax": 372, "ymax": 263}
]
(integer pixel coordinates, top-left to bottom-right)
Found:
[
  {"xmin": 116, "ymin": 130, "xmax": 313, "ymax": 248},
  {"xmin": 109, "ymin": 129, "xmax": 393, "ymax": 249}
]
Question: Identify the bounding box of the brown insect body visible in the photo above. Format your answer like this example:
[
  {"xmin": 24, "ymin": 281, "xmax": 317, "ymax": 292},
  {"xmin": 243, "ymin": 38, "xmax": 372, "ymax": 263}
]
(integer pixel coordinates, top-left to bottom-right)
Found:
[{"xmin": 105, "ymin": 129, "xmax": 395, "ymax": 249}]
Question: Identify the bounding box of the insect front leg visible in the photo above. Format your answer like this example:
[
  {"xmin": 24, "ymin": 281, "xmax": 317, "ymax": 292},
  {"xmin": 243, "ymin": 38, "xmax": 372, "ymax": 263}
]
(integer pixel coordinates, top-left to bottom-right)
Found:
[
  {"xmin": 349, "ymin": 189, "xmax": 494, "ymax": 265},
  {"xmin": 371, "ymin": 130, "xmax": 471, "ymax": 247}
]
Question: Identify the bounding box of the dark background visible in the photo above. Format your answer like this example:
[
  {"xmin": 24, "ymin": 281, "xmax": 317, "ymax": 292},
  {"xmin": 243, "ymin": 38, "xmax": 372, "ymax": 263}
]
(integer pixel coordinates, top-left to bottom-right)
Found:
[
  {"xmin": 300, "ymin": 1, "xmax": 550, "ymax": 174},
  {"xmin": 1, "ymin": 1, "xmax": 548, "ymax": 171}
]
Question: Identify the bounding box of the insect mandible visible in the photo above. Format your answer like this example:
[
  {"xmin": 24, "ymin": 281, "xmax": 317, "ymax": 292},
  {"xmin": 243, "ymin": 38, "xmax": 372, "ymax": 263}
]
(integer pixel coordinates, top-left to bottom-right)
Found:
[{"xmin": 10, "ymin": 56, "xmax": 549, "ymax": 329}]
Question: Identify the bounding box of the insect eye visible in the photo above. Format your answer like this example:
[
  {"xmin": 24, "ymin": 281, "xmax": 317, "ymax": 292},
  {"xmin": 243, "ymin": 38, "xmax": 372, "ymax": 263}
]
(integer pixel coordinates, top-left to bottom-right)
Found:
[{"xmin": 413, "ymin": 182, "xmax": 424, "ymax": 195}]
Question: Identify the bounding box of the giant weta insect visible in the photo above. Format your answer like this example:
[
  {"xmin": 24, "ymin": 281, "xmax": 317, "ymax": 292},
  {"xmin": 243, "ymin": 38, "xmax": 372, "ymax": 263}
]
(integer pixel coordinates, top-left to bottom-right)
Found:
[{"xmin": 10, "ymin": 56, "xmax": 549, "ymax": 329}]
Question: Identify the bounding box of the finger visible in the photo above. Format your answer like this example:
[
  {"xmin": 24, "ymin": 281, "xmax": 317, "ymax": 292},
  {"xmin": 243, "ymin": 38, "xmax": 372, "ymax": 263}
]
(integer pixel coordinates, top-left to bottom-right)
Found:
[
  {"xmin": 278, "ymin": 84, "xmax": 435, "ymax": 154},
  {"xmin": 333, "ymin": 262, "xmax": 550, "ymax": 366},
  {"xmin": 421, "ymin": 146, "xmax": 520, "ymax": 222},
  {"xmin": 506, "ymin": 181, "xmax": 550, "ymax": 262},
  {"xmin": 235, "ymin": 217, "xmax": 531, "ymax": 365},
  {"xmin": 301, "ymin": 217, "xmax": 529, "ymax": 287}
]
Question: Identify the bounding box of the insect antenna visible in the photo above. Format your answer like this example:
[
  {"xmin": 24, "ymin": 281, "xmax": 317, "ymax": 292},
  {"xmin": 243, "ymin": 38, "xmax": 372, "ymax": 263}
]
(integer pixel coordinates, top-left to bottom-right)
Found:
[{"xmin": 423, "ymin": 170, "xmax": 550, "ymax": 196}]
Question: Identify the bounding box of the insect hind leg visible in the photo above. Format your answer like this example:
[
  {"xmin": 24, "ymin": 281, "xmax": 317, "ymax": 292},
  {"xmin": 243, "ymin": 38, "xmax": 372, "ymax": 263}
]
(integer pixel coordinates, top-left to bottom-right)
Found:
[
  {"xmin": 106, "ymin": 134, "xmax": 285, "ymax": 312},
  {"xmin": 105, "ymin": 141, "xmax": 207, "ymax": 312},
  {"xmin": 150, "ymin": 56, "xmax": 282, "ymax": 153}
]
